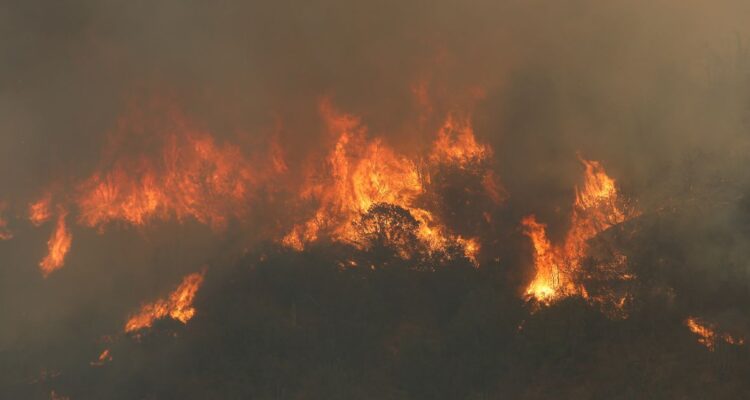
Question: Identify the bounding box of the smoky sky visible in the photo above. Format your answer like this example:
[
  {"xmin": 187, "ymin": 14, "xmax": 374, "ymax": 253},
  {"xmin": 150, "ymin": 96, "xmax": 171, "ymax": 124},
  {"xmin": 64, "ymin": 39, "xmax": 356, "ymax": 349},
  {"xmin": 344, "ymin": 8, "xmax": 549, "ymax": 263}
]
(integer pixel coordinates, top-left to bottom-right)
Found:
[
  {"xmin": 3, "ymin": 0, "xmax": 750, "ymax": 397},
  {"xmin": 2, "ymin": 0, "xmax": 749, "ymax": 202}
]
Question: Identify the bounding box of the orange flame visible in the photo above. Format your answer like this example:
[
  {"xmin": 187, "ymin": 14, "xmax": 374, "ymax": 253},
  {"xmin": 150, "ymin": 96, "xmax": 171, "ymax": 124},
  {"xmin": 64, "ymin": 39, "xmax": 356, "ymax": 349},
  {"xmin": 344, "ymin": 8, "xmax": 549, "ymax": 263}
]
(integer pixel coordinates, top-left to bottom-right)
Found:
[
  {"xmin": 521, "ymin": 216, "xmax": 566, "ymax": 302},
  {"xmin": 283, "ymin": 100, "xmax": 487, "ymax": 264},
  {"xmin": 523, "ymin": 157, "xmax": 637, "ymax": 304},
  {"xmin": 29, "ymin": 194, "xmax": 53, "ymax": 226},
  {"xmin": 125, "ymin": 270, "xmax": 206, "ymax": 333},
  {"xmin": 564, "ymin": 158, "xmax": 629, "ymax": 261},
  {"xmin": 39, "ymin": 208, "xmax": 72, "ymax": 278},
  {"xmin": 74, "ymin": 103, "xmax": 283, "ymax": 233},
  {"xmin": 685, "ymin": 317, "xmax": 745, "ymax": 351},
  {"xmin": 430, "ymin": 114, "xmax": 490, "ymax": 167},
  {"xmin": 77, "ymin": 132, "xmax": 258, "ymax": 231},
  {"xmin": 90, "ymin": 348, "xmax": 112, "ymax": 367}
]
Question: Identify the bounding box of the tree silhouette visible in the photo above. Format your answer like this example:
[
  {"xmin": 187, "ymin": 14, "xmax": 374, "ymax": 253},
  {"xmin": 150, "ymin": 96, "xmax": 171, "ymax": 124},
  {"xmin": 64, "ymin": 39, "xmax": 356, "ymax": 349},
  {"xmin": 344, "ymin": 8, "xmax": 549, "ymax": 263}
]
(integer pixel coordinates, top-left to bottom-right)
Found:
[{"xmin": 353, "ymin": 202, "xmax": 422, "ymax": 264}]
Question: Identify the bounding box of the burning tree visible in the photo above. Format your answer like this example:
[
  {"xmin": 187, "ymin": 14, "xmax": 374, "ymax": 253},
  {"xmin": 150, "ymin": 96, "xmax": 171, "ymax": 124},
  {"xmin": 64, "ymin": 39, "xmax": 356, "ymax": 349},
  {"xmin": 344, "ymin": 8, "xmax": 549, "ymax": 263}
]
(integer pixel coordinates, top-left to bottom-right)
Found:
[{"xmin": 353, "ymin": 203, "xmax": 421, "ymax": 259}]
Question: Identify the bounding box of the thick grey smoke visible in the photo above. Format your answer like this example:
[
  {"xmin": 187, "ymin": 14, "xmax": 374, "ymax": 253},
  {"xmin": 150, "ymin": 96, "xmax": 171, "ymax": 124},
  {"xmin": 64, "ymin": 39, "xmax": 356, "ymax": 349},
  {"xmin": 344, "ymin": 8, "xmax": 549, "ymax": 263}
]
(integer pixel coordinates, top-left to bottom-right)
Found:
[
  {"xmin": 3, "ymin": 0, "xmax": 749, "ymax": 211},
  {"xmin": 2, "ymin": 0, "xmax": 750, "ymax": 398}
]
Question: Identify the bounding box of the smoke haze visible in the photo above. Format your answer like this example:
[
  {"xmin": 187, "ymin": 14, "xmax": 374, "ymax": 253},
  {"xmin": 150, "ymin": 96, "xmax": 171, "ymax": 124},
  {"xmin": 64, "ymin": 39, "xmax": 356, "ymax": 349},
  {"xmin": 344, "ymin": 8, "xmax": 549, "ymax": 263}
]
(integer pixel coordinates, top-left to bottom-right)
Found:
[{"xmin": 3, "ymin": 0, "xmax": 750, "ymax": 398}]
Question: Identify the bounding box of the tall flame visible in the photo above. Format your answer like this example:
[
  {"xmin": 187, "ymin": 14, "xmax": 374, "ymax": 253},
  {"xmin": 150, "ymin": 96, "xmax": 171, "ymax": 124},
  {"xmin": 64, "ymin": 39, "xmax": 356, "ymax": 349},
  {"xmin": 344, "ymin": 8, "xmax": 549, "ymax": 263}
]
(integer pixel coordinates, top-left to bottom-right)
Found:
[
  {"xmin": 125, "ymin": 270, "xmax": 206, "ymax": 333},
  {"xmin": 523, "ymin": 157, "xmax": 636, "ymax": 304},
  {"xmin": 564, "ymin": 159, "xmax": 629, "ymax": 260},
  {"xmin": 283, "ymin": 100, "xmax": 489, "ymax": 264},
  {"xmin": 77, "ymin": 133, "xmax": 257, "ymax": 231},
  {"xmin": 521, "ymin": 215, "xmax": 566, "ymax": 302},
  {"xmin": 39, "ymin": 208, "xmax": 72, "ymax": 278},
  {"xmin": 72, "ymin": 102, "xmax": 285, "ymax": 233}
]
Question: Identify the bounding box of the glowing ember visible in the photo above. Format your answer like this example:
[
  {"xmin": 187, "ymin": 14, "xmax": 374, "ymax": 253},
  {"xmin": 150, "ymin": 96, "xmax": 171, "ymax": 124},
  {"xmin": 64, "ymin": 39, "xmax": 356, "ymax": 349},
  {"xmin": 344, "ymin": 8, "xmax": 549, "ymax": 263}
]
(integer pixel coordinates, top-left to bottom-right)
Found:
[
  {"xmin": 90, "ymin": 348, "xmax": 112, "ymax": 367},
  {"xmin": 39, "ymin": 208, "xmax": 72, "ymax": 278},
  {"xmin": 29, "ymin": 194, "xmax": 53, "ymax": 226},
  {"xmin": 125, "ymin": 270, "xmax": 206, "ymax": 333},
  {"xmin": 685, "ymin": 317, "xmax": 745, "ymax": 351},
  {"xmin": 523, "ymin": 157, "xmax": 637, "ymax": 304}
]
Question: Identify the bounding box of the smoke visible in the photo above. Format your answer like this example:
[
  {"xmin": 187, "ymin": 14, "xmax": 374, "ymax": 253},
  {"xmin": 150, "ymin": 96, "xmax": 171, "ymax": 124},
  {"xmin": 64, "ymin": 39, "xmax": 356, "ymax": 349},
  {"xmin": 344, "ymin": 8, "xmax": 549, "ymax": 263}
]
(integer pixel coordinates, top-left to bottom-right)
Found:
[
  {"xmin": 4, "ymin": 0, "xmax": 750, "ymax": 191},
  {"xmin": 3, "ymin": 0, "xmax": 750, "ymax": 398}
]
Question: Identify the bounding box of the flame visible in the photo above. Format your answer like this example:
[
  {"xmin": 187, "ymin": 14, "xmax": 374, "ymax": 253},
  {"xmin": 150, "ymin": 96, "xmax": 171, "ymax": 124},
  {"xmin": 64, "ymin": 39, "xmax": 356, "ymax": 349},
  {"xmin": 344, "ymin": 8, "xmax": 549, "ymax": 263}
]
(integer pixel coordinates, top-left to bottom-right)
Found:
[
  {"xmin": 430, "ymin": 114, "xmax": 490, "ymax": 167},
  {"xmin": 19, "ymin": 101, "xmax": 288, "ymax": 279},
  {"xmin": 74, "ymin": 103, "xmax": 282, "ymax": 232},
  {"xmin": 523, "ymin": 157, "xmax": 637, "ymax": 304},
  {"xmin": 29, "ymin": 194, "xmax": 53, "ymax": 226},
  {"xmin": 39, "ymin": 208, "xmax": 72, "ymax": 278},
  {"xmin": 283, "ymin": 100, "xmax": 487, "ymax": 264},
  {"xmin": 90, "ymin": 348, "xmax": 112, "ymax": 367},
  {"xmin": 521, "ymin": 216, "xmax": 566, "ymax": 302},
  {"xmin": 125, "ymin": 270, "xmax": 205, "ymax": 333},
  {"xmin": 685, "ymin": 317, "xmax": 745, "ymax": 351},
  {"xmin": 686, "ymin": 318, "xmax": 717, "ymax": 350},
  {"xmin": 457, "ymin": 236, "xmax": 481, "ymax": 266},
  {"xmin": 564, "ymin": 158, "xmax": 629, "ymax": 260}
]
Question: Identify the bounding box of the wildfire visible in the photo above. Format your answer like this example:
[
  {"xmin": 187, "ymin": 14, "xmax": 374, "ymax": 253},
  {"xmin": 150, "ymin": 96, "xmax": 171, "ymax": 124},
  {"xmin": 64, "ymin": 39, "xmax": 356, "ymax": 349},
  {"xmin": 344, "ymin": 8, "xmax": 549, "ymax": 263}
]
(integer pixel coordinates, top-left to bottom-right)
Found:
[
  {"xmin": 16, "ymin": 101, "xmax": 284, "ymax": 278},
  {"xmin": 523, "ymin": 157, "xmax": 637, "ymax": 304},
  {"xmin": 685, "ymin": 317, "xmax": 745, "ymax": 351},
  {"xmin": 282, "ymin": 100, "xmax": 488, "ymax": 265},
  {"xmin": 39, "ymin": 208, "xmax": 72, "ymax": 278},
  {"xmin": 77, "ymin": 134, "xmax": 257, "ymax": 231},
  {"xmin": 125, "ymin": 270, "xmax": 206, "ymax": 333},
  {"xmin": 75, "ymin": 104, "xmax": 278, "ymax": 232}
]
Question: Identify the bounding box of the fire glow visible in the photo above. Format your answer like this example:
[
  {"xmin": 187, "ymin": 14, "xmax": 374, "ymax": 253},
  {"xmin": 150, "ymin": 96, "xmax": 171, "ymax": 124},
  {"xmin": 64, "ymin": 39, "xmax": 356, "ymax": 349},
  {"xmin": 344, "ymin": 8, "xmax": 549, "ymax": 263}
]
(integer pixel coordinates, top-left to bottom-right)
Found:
[
  {"xmin": 90, "ymin": 349, "xmax": 112, "ymax": 367},
  {"xmin": 124, "ymin": 270, "xmax": 206, "ymax": 333},
  {"xmin": 685, "ymin": 317, "xmax": 745, "ymax": 351},
  {"xmin": 75, "ymin": 114, "xmax": 264, "ymax": 231},
  {"xmin": 11, "ymin": 94, "xmax": 646, "ymax": 338},
  {"xmin": 39, "ymin": 208, "xmax": 72, "ymax": 278},
  {"xmin": 29, "ymin": 194, "xmax": 52, "ymax": 226},
  {"xmin": 11, "ymin": 97, "xmax": 640, "ymax": 306},
  {"xmin": 522, "ymin": 158, "xmax": 638, "ymax": 306},
  {"xmin": 282, "ymin": 100, "xmax": 493, "ymax": 266}
]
